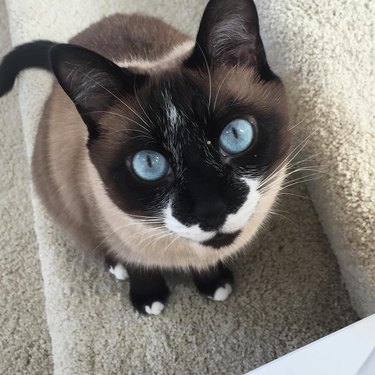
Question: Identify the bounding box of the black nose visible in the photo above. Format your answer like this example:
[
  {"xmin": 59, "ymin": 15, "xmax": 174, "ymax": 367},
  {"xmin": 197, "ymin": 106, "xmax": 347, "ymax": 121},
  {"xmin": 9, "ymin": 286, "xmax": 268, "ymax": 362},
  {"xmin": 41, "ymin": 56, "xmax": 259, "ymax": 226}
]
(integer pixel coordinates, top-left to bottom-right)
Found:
[{"xmin": 194, "ymin": 198, "xmax": 226, "ymax": 231}]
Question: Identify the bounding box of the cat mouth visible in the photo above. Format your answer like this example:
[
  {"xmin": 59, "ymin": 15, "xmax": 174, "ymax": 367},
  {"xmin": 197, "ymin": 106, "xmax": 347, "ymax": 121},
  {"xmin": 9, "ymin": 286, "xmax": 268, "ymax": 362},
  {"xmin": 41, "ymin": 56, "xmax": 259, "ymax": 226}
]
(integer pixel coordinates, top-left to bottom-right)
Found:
[{"xmin": 201, "ymin": 231, "xmax": 240, "ymax": 249}]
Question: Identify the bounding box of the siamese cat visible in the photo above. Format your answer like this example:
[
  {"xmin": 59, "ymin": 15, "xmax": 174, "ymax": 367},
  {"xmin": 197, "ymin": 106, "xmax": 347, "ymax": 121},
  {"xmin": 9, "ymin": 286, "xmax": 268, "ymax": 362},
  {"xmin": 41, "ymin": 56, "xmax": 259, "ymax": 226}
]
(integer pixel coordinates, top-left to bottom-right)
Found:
[{"xmin": 0, "ymin": 0, "xmax": 289, "ymax": 315}]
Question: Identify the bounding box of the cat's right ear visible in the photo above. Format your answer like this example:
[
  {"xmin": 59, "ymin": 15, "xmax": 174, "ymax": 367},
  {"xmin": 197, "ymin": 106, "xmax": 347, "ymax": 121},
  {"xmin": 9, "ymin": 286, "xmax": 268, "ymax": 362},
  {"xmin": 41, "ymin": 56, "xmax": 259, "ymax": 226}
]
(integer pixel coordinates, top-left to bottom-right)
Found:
[{"xmin": 49, "ymin": 44, "xmax": 147, "ymax": 139}]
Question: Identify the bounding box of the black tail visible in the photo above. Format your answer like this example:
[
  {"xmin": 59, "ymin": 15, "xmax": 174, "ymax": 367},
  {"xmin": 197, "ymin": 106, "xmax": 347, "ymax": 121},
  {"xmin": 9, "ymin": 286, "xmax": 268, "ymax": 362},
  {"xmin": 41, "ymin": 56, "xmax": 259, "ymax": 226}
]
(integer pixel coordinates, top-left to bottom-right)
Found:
[{"xmin": 0, "ymin": 40, "xmax": 57, "ymax": 97}]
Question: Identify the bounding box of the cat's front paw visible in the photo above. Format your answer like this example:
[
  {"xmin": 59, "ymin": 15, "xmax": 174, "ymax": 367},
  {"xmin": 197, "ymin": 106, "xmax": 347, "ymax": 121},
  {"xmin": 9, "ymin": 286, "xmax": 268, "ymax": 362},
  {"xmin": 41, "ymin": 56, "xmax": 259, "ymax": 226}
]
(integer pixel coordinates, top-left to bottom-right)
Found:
[
  {"xmin": 124, "ymin": 264, "xmax": 170, "ymax": 316},
  {"xmin": 130, "ymin": 288, "xmax": 169, "ymax": 316},
  {"xmin": 197, "ymin": 280, "xmax": 234, "ymax": 302},
  {"xmin": 193, "ymin": 262, "xmax": 234, "ymax": 302}
]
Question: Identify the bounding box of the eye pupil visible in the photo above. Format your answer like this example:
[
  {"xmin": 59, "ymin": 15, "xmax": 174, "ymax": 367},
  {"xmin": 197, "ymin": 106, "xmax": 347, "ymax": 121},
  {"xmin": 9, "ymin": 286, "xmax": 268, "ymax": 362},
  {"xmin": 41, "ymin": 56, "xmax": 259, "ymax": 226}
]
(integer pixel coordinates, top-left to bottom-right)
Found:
[
  {"xmin": 146, "ymin": 155, "xmax": 152, "ymax": 168},
  {"xmin": 231, "ymin": 126, "xmax": 238, "ymax": 139}
]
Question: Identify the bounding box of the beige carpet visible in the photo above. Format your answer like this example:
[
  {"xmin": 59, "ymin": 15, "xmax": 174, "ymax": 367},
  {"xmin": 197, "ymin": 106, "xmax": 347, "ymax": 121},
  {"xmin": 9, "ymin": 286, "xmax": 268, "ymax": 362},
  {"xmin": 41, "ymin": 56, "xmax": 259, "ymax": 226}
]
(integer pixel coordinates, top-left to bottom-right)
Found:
[
  {"xmin": 0, "ymin": 1, "xmax": 52, "ymax": 373},
  {"xmin": 257, "ymin": 0, "xmax": 375, "ymax": 318},
  {"xmin": 2, "ymin": 0, "xmax": 373, "ymax": 373}
]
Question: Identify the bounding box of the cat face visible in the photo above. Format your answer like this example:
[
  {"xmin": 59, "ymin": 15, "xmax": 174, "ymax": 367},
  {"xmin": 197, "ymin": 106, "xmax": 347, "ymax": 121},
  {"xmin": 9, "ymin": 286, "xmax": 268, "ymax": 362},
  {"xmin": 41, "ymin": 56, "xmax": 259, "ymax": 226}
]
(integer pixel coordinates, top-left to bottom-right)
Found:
[{"xmin": 50, "ymin": 0, "xmax": 289, "ymax": 249}]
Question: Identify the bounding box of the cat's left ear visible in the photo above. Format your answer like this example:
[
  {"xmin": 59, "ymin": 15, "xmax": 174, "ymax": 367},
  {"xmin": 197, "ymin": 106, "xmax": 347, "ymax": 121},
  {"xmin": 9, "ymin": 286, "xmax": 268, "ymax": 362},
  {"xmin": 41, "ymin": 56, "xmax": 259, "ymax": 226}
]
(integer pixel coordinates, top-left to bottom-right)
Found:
[
  {"xmin": 49, "ymin": 44, "xmax": 147, "ymax": 139},
  {"xmin": 186, "ymin": 0, "xmax": 276, "ymax": 81}
]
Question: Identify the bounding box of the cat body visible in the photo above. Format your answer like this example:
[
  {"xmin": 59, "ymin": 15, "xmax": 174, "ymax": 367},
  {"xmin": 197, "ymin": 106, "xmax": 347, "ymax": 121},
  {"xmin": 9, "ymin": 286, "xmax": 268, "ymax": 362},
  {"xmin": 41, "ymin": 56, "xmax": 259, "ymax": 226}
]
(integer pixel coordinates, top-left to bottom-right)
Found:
[{"xmin": 0, "ymin": 1, "xmax": 289, "ymax": 314}]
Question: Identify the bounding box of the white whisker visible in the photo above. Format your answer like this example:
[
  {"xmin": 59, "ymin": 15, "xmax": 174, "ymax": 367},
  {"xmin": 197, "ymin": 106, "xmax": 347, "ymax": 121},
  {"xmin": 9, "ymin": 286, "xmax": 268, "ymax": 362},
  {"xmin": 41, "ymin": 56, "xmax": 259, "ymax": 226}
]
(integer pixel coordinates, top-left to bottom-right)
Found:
[
  {"xmin": 137, "ymin": 229, "xmax": 171, "ymax": 246},
  {"xmin": 163, "ymin": 235, "xmax": 181, "ymax": 253},
  {"xmin": 278, "ymin": 192, "xmax": 313, "ymax": 201},
  {"xmin": 82, "ymin": 110, "xmax": 150, "ymax": 134},
  {"xmin": 269, "ymin": 210, "xmax": 295, "ymax": 224},
  {"xmin": 84, "ymin": 75, "xmax": 151, "ymax": 129},
  {"xmin": 213, "ymin": 68, "xmax": 233, "ymax": 111},
  {"xmin": 196, "ymin": 42, "xmax": 212, "ymax": 112},
  {"xmin": 148, "ymin": 232, "xmax": 176, "ymax": 248},
  {"xmin": 288, "ymin": 115, "xmax": 307, "ymax": 132},
  {"xmin": 134, "ymin": 83, "xmax": 154, "ymax": 127},
  {"xmin": 259, "ymin": 124, "xmax": 321, "ymax": 191},
  {"xmin": 280, "ymin": 174, "xmax": 323, "ymax": 190}
]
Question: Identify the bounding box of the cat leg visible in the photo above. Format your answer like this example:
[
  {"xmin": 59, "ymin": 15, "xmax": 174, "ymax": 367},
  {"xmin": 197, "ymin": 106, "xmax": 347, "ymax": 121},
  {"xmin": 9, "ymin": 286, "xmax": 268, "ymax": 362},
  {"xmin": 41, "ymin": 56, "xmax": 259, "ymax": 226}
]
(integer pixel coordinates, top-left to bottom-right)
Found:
[
  {"xmin": 105, "ymin": 256, "xmax": 128, "ymax": 281},
  {"xmin": 126, "ymin": 264, "xmax": 169, "ymax": 316},
  {"xmin": 192, "ymin": 262, "xmax": 234, "ymax": 301}
]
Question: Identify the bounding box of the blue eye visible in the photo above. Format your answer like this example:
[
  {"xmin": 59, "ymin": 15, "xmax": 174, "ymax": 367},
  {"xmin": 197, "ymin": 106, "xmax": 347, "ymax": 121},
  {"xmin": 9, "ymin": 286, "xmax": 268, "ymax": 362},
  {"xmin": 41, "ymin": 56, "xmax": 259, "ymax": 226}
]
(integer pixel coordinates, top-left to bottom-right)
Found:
[
  {"xmin": 132, "ymin": 150, "xmax": 170, "ymax": 181},
  {"xmin": 219, "ymin": 118, "xmax": 255, "ymax": 155}
]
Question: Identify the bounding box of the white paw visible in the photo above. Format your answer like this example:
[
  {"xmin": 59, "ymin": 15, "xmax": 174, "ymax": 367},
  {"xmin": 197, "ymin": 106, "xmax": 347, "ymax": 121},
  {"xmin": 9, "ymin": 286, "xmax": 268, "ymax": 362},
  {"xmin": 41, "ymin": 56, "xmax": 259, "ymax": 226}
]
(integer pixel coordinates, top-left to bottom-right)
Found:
[
  {"xmin": 210, "ymin": 283, "xmax": 233, "ymax": 301},
  {"xmin": 109, "ymin": 263, "xmax": 128, "ymax": 281},
  {"xmin": 145, "ymin": 301, "xmax": 165, "ymax": 315}
]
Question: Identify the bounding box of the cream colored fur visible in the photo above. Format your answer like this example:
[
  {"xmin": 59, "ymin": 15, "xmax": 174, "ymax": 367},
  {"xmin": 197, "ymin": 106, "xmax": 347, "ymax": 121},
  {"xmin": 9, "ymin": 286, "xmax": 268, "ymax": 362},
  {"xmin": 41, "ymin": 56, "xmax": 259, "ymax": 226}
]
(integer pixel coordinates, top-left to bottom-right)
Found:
[{"xmin": 116, "ymin": 40, "xmax": 195, "ymax": 72}]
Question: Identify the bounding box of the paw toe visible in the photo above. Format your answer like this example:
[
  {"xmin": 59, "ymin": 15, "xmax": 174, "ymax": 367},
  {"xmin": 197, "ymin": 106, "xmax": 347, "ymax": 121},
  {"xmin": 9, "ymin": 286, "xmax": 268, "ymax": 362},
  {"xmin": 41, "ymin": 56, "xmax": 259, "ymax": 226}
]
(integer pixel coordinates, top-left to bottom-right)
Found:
[
  {"xmin": 109, "ymin": 263, "xmax": 128, "ymax": 281},
  {"xmin": 145, "ymin": 301, "xmax": 165, "ymax": 315},
  {"xmin": 210, "ymin": 283, "xmax": 233, "ymax": 301}
]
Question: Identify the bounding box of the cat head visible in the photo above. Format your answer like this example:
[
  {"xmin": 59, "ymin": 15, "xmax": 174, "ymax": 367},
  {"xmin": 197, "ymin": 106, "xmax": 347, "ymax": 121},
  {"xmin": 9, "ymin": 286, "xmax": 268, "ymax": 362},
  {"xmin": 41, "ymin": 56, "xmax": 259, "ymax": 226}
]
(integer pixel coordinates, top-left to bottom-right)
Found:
[{"xmin": 50, "ymin": 0, "xmax": 289, "ymax": 249}]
